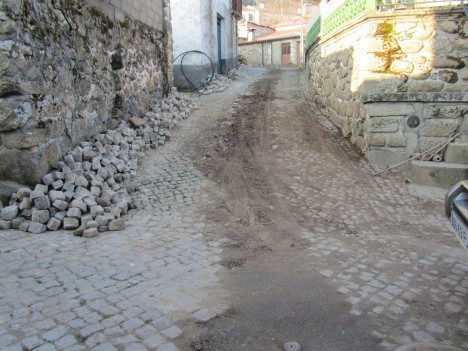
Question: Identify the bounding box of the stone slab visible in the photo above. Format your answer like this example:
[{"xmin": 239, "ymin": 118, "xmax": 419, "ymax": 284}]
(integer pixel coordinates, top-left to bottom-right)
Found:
[
  {"xmin": 444, "ymin": 143, "xmax": 468, "ymax": 164},
  {"xmin": 411, "ymin": 160, "xmax": 468, "ymax": 189}
]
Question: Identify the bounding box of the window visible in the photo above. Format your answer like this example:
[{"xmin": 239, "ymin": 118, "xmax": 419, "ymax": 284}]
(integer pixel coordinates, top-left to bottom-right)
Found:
[{"xmin": 281, "ymin": 43, "xmax": 291, "ymax": 55}]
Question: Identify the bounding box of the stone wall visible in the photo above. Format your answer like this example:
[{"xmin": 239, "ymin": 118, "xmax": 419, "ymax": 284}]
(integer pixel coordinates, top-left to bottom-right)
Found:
[
  {"xmin": 0, "ymin": 0, "xmax": 171, "ymax": 195},
  {"xmin": 306, "ymin": 9, "xmax": 468, "ymax": 165}
]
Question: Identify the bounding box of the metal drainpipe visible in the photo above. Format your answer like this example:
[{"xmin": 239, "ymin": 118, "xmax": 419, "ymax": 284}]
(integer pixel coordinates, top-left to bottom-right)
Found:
[
  {"xmin": 270, "ymin": 41, "xmax": 273, "ymax": 65},
  {"xmin": 262, "ymin": 42, "xmax": 264, "ymax": 67}
]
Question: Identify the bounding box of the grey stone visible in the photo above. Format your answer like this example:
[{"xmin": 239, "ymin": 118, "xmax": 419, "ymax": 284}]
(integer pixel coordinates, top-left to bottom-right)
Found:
[
  {"xmin": 0, "ymin": 219, "xmax": 11, "ymax": 229},
  {"xmin": 49, "ymin": 190, "xmax": 66, "ymax": 203},
  {"xmin": 19, "ymin": 197, "xmax": 32, "ymax": 210},
  {"xmin": 63, "ymin": 217, "xmax": 80, "ymax": 230},
  {"xmin": 109, "ymin": 218, "xmax": 125, "ymax": 231},
  {"xmin": 11, "ymin": 217, "xmax": 24, "ymax": 229},
  {"xmin": 74, "ymin": 175, "xmax": 89, "ymax": 187},
  {"xmin": 62, "ymin": 182, "xmax": 75, "ymax": 193},
  {"xmin": 70, "ymin": 199, "xmax": 87, "ymax": 212},
  {"xmin": 51, "ymin": 180, "xmax": 64, "ymax": 190},
  {"xmin": 17, "ymin": 187, "xmax": 31, "ymax": 200},
  {"xmin": 52, "ymin": 200, "xmax": 68, "ymax": 211},
  {"xmin": 42, "ymin": 173, "xmax": 55, "ymax": 185},
  {"xmin": 1, "ymin": 205, "xmax": 18, "ymax": 220},
  {"xmin": 86, "ymin": 220, "xmax": 98, "ymax": 228},
  {"xmin": 31, "ymin": 210, "xmax": 50, "ymax": 224},
  {"xmin": 0, "ymin": 96, "xmax": 33, "ymax": 132},
  {"xmin": 34, "ymin": 195, "xmax": 51, "ymax": 210},
  {"xmin": 67, "ymin": 208, "xmax": 82, "ymax": 219},
  {"xmin": 54, "ymin": 211, "xmax": 67, "ymax": 221},
  {"xmin": 28, "ymin": 222, "xmax": 47, "ymax": 234},
  {"xmin": 18, "ymin": 220, "xmax": 29, "ymax": 232},
  {"xmin": 90, "ymin": 205, "xmax": 104, "ymax": 218},
  {"xmin": 47, "ymin": 217, "xmax": 61, "ymax": 231},
  {"xmin": 83, "ymin": 228, "xmax": 98, "ymax": 238}
]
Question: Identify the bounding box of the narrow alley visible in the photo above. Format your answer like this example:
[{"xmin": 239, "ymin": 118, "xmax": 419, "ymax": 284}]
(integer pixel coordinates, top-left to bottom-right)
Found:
[{"xmin": 1, "ymin": 68, "xmax": 467, "ymax": 351}]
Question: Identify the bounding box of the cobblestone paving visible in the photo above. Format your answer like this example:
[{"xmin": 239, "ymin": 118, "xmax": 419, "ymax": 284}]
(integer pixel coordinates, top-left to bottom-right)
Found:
[
  {"xmin": 0, "ymin": 70, "xmax": 264, "ymax": 351},
  {"xmin": 262, "ymin": 70, "xmax": 468, "ymax": 350}
]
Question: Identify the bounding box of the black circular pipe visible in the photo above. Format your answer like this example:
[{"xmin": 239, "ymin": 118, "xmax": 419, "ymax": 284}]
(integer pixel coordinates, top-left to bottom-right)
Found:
[{"xmin": 172, "ymin": 50, "xmax": 215, "ymax": 91}]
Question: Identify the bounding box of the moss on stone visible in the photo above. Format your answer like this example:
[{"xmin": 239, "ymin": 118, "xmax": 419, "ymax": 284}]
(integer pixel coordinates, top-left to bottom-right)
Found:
[
  {"xmin": 446, "ymin": 55, "xmax": 466, "ymax": 69},
  {"xmin": 375, "ymin": 22, "xmax": 394, "ymax": 36}
]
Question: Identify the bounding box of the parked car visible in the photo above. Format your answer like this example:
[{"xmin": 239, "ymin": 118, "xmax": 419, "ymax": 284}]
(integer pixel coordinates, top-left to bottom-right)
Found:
[{"xmin": 445, "ymin": 180, "xmax": 468, "ymax": 250}]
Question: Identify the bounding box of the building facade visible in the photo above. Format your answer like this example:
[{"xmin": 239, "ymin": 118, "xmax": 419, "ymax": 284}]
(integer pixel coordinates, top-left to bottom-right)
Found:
[{"xmin": 171, "ymin": 0, "xmax": 242, "ymax": 89}]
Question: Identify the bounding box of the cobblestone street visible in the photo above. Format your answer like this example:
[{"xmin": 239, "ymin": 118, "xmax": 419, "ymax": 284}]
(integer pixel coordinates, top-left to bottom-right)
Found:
[{"xmin": 1, "ymin": 68, "xmax": 467, "ymax": 351}]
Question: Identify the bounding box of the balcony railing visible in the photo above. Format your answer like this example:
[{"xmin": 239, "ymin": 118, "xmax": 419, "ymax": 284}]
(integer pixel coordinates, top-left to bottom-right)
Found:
[{"xmin": 305, "ymin": 0, "xmax": 466, "ymax": 50}]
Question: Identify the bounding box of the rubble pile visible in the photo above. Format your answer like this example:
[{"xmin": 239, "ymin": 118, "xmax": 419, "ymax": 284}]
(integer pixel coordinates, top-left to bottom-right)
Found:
[
  {"xmin": 0, "ymin": 89, "xmax": 197, "ymax": 236},
  {"xmin": 198, "ymin": 73, "xmax": 232, "ymax": 95},
  {"xmin": 198, "ymin": 65, "xmax": 248, "ymax": 95},
  {"xmin": 227, "ymin": 64, "xmax": 248, "ymax": 79}
]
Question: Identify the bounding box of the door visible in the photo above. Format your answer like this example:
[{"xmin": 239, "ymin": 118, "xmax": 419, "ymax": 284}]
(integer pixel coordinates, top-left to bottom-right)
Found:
[
  {"xmin": 217, "ymin": 17, "xmax": 222, "ymax": 73},
  {"xmin": 281, "ymin": 43, "xmax": 291, "ymax": 65}
]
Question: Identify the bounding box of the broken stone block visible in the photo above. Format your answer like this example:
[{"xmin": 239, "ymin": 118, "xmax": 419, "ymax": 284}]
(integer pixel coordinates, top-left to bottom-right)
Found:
[
  {"xmin": 71, "ymin": 147, "xmax": 83, "ymax": 162},
  {"xmin": 63, "ymin": 217, "xmax": 79, "ymax": 230},
  {"xmin": 64, "ymin": 172, "xmax": 76, "ymax": 184},
  {"xmin": 0, "ymin": 219, "xmax": 11, "ymax": 230},
  {"xmin": 82, "ymin": 161, "xmax": 92, "ymax": 171},
  {"xmin": 98, "ymin": 225, "xmax": 108, "ymax": 232},
  {"xmin": 31, "ymin": 209, "xmax": 50, "ymax": 224},
  {"xmin": 109, "ymin": 218, "xmax": 125, "ymax": 231},
  {"xmin": 19, "ymin": 197, "xmax": 32, "ymax": 210},
  {"xmin": 62, "ymin": 182, "xmax": 75, "ymax": 193},
  {"xmin": 30, "ymin": 189, "xmax": 45, "ymax": 199},
  {"xmin": 52, "ymin": 200, "xmax": 68, "ymax": 211},
  {"xmin": 73, "ymin": 225, "xmax": 85, "ymax": 236},
  {"xmin": 69, "ymin": 199, "xmax": 87, "ymax": 212},
  {"xmin": 11, "ymin": 217, "xmax": 24, "ymax": 229},
  {"xmin": 90, "ymin": 205, "xmax": 104, "ymax": 218},
  {"xmin": 19, "ymin": 220, "xmax": 29, "ymax": 232},
  {"xmin": 17, "ymin": 187, "xmax": 31, "ymax": 200},
  {"xmin": 81, "ymin": 214, "xmax": 93, "ymax": 228},
  {"xmin": 52, "ymin": 171, "xmax": 64, "ymax": 180},
  {"xmin": 42, "ymin": 173, "xmax": 55, "ymax": 185},
  {"xmin": 49, "ymin": 190, "xmax": 66, "ymax": 203},
  {"xmin": 92, "ymin": 156, "xmax": 102, "ymax": 171},
  {"xmin": 129, "ymin": 117, "xmax": 146, "ymax": 128},
  {"xmin": 47, "ymin": 217, "xmax": 61, "ymax": 231},
  {"xmin": 67, "ymin": 207, "xmax": 82, "ymax": 219},
  {"xmin": 28, "ymin": 222, "xmax": 47, "ymax": 234},
  {"xmin": 90, "ymin": 186, "xmax": 101, "ymax": 197},
  {"xmin": 34, "ymin": 195, "xmax": 50, "ymax": 210},
  {"xmin": 74, "ymin": 175, "xmax": 89, "ymax": 188},
  {"xmin": 54, "ymin": 211, "xmax": 67, "ymax": 221},
  {"xmin": 1, "ymin": 204, "xmax": 18, "ymax": 220},
  {"xmin": 20, "ymin": 209, "xmax": 32, "ymax": 220},
  {"xmin": 51, "ymin": 180, "xmax": 64, "ymax": 190},
  {"xmin": 86, "ymin": 220, "xmax": 98, "ymax": 228},
  {"xmin": 63, "ymin": 191, "xmax": 74, "ymax": 203},
  {"xmin": 83, "ymin": 228, "xmax": 98, "ymax": 238},
  {"xmin": 83, "ymin": 197, "xmax": 97, "ymax": 208}
]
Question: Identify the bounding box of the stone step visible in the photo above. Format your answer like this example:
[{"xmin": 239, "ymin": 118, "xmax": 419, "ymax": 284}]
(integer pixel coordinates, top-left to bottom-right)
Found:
[
  {"xmin": 444, "ymin": 142, "xmax": 468, "ymax": 164},
  {"xmin": 411, "ymin": 160, "xmax": 468, "ymax": 190}
]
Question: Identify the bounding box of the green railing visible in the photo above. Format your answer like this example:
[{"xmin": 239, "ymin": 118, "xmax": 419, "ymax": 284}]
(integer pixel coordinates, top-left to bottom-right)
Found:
[
  {"xmin": 305, "ymin": 16, "xmax": 321, "ymax": 49},
  {"xmin": 322, "ymin": 0, "xmax": 373, "ymax": 37},
  {"xmin": 305, "ymin": 0, "xmax": 463, "ymax": 50}
]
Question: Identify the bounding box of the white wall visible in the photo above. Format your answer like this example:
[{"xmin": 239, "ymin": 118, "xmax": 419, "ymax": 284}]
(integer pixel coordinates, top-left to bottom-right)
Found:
[{"xmin": 172, "ymin": 0, "xmax": 238, "ymax": 69}]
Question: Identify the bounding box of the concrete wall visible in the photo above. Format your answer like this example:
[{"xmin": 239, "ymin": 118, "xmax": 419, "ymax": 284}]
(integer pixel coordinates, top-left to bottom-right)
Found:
[
  {"xmin": 306, "ymin": 9, "xmax": 468, "ymax": 165},
  {"xmin": 172, "ymin": 0, "xmax": 239, "ymax": 88},
  {"xmin": 0, "ymin": 0, "xmax": 171, "ymax": 192}
]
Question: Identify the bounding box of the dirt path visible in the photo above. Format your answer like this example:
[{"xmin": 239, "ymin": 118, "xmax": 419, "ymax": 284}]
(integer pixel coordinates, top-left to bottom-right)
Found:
[{"xmin": 175, "ymin": 68, "xmax": 467, "ymax": 351}]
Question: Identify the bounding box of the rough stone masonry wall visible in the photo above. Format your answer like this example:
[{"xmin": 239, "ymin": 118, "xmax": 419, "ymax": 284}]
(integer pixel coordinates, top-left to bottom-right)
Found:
[
  {"xmin": 0, "ymin": 0, "xmax": 172, "ymax": 194},
  {"xmin": 306, "ymin": 9, "xmax": 468, "ymax": 165}
]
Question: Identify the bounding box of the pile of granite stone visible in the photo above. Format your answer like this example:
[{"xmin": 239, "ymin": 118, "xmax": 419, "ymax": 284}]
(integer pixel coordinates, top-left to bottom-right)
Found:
[
  {"xmin": 0, "ymin": 89, "xmax": 197, "ymax": 237},
  {"xmin": 198, "ymin": 73, "xmax": 232, "ymax": 95}
]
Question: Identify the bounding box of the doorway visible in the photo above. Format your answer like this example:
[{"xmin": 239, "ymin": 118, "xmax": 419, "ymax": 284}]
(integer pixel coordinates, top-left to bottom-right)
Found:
[{"xmin": 281, "ymin": 43, "xmax": 291, "ymax": 65}]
